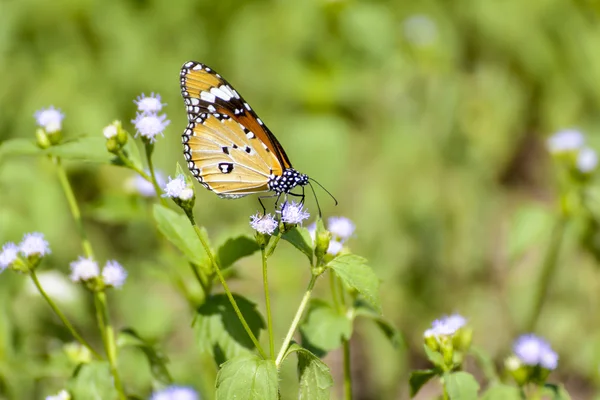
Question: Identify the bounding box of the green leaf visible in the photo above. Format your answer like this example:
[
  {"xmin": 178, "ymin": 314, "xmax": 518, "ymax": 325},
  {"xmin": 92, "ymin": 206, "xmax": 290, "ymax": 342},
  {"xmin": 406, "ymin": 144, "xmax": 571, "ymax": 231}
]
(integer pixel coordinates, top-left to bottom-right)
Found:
[
  {"xmin": 152, "ymin": 204, "xmax": 213, "ymax": 273},
  {"xmin": 469, "ymin": 346, "xmax": 499, "ymax": 383},
  {"xmin": 117, "ymin": 328, "xmax": 172, "ymax": 386},
  {"xmin": 409, "ymin": 369, "xmax": 437, "ymax": 398},
  {"xmin": 354, "ymin": 302, "xmax": 402, "ymax": 348},
  {"xmin": 543, "ymin": 383, "xmax": 572, "ymax": 400},
  {"xmin": 216, "ymin": 354, "xmax": 278, "ymax": 400},
  {"xmin": 326, "ymin": 254, "xmax": 381, "ymax": 312},
  {"xmin": 68, "ymin": 361, "xmax": 118, "ymax": 400},
  {"xmin": 481, "ymin": 384, "xmax": 522, "ymax": 400},
  {"xmin": 218, "ymin": 235, "xmax": 260, "ymax": 269},
  {"xmin": 46, "ymin": 137, "xmax": 114, "ymax": 163},
  {"xmin": 423, "ymin": 344, "xmax": 444, "ymax": 366},
  {"xmin": 284, "ymin": 344, "xmax": 333, "ymax": 400},
  {"xmin": 282, "ymin": 227, "xmax": 314, "ymax": 263},
  {"xmin": 195, "ymin": 294, "xmax": 265, "ymax": 364},
  {"xmin": 119, "ymin": 133, "xmax": 144, "ymax": 170},
  {"xmin": 300, "ymin": 299, "xmax": 352, "ymax": 352},
  {"xmin": 444, "ymin": 371, "xmax": 480, "ymax": 400},
  {"xmin": 0, "ymin": 138, "xmax": 40, "ymax": 161}
]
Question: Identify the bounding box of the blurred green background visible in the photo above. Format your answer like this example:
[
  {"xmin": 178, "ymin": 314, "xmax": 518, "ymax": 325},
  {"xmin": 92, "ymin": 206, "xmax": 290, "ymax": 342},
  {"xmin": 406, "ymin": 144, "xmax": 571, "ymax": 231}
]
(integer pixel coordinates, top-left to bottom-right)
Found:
[{"xmin": 2, "ymin": 0, "xmax": 600, "ymax": 398}]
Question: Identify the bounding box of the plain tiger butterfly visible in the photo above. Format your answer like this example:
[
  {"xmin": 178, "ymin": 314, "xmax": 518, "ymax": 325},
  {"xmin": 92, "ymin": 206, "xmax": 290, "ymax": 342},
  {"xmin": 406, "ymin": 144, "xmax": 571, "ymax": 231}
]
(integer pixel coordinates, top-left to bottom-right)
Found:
[{"xmin": 179, "ymin": 61, "xmax": 335, "ymax": 212}]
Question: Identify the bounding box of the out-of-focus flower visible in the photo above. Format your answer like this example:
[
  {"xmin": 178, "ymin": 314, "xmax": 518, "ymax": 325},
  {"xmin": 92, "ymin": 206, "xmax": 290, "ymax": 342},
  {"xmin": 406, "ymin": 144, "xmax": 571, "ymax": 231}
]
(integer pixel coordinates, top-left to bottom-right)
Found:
[
  {"xmin": 127, "ymin": 170, "xmax": 166, "ymax": 197},
  {"xmin": 149, "ymin": 386, "xmax": 199, "ymax": 400},
  {"xmin": 546, "ymin": 129, "xmax": 585, "ymax": 154},
  {"xmin": 0, "ymin": 242, "xmax": 19, "ymax": 272},
  {"xmin": 103, "ymin": 124, "xmax": 118, "ymax": 139},
  {"xmin": 45, "ymin": 389, "xmax": 71, "ymax": 400},
  {"xmin": 102, "ymin": 260, "xmax": 127, "ymax": 289},
  {"xmin": 69, "ymin": 256, "xmax": 100, "ymax": 282},
  {"xmin": 425, "ymin": 314, "xmax": 467, "ymax": 337},
  {"xmin": 327, "ymin": 240, "xmax": 343, "ymax": 256},
  {"xmin": 279, "ymin": 201, "xmax": 309, "ymax": 224},
  {"xmin": 576, "ymin": 147, "xmax": 598, "ymax": 173},
  {"xmin": 134, "ymin": 93, "xmax": 165, "ymax": 114},
  {"xmin": 35, "ymin": 106, "xmax": 65, "ymax": 133},
  {"xmin": 402, "ymin": 14, "xmax": 438, "ymax": 47},
  {"xmin": 327, "ymin": 217, "xmax": 355, "ymax": 241},
  {"xmin": 19, "ymin": 232, "xmax": 51, "ymax": 258},
  {"xmin": 162, "ymin": 175, "xmax": 194, "ymax": 200},
  {"xmin": 25, "ymin": 271, "xmax": 79, "ymax": 303},
  {"xmin": 131, "ymin": 112, "xmax": 170, "ymax": 143},
  {"xmin": 513, "ymin": 334, "xmax": 558, "ymax": 370},
  {"xmin": 250, "ymin": 213, "xmax": 278, "ymax": 235}
]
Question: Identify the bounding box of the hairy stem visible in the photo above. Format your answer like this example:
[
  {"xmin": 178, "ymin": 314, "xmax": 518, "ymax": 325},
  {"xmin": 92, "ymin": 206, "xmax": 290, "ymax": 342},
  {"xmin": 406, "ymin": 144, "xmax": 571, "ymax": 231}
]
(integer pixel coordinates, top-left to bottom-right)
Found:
[
  {"xmin": 343, "ymin": 338, "xmax": 353, "ymax": 400},
  {"xmin": 261, "ymin": 248, "xmax": 275, "ymax": 358},
  {"xmin": 144, "ymin": 143, "xmax": 168, "ymax": 206}
]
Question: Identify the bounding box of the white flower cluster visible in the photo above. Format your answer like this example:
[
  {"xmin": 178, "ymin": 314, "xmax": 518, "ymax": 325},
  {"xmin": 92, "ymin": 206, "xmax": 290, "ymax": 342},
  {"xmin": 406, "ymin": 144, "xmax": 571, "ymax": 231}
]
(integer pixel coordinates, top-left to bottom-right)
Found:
[
  {"xmin": 35, "ymin": 106, "xmax": 65, "ymax": 133},
  {"xmin": 150, "ymin": 386, "xmax": 199, "ymax": 400},
  {"xmin": 0, "ymin": 232, "xmax": 51, "ymax": 272},
  {"xmin": 131, "ymin": 93, "xmax": 170, "ymax": 143},
  {"xmin": 69, "ymin": 257, "xmax": 127, "ymax": 288},
  {"xmin": 513, "ymin": 334, "xmax": 558, "ymax": 370},
  {"xmin": 162, "ymin": 174, "xmax": 194, "ymax": 201},
  {"xmin": 547, "ymin": 129, "xmax": 598, "ymax": 173},
  {"xmin": 424, "ymin": 314, "xmax": 467, "ymax": 338},
  {"xmin": 307, "ymin": 216, "xmax": 355, "ymax": 256}
]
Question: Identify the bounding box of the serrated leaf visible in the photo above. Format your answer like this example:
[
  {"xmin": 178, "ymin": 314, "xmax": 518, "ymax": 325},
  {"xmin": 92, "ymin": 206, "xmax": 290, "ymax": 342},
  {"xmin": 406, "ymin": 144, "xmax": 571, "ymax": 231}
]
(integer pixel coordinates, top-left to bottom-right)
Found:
[
  {"xmin": 45, "ymin": 137, "xmax": 114, "ymax": 163},
  {"xmin": 284, "ymin": 344, "xmax": 333, "ymax": 400},
  {"xmin": 117, "ymin": 328, "xmax": 172, "ymax": 385},
  {"xmin": 409, "ymin": 369, "xmax": 437, "ymax": 398},
  {"xmin": 300, "ymin": 300, "xmax": 352, "ymax": 352},
  {"xmin": 326, "ymin": 254, "xmax": 381, "ymax": 312},
  {"xmin": 216, "ymin": 354, "xmax": 278, "ymax": 400},
  {"xmin": 354, "ymin": 302, "xmax": 402, "ymax": 348},
  {"xmin": 195, "ymin": 294, "xmax": 265, "ymax": 364},
  {"xmin": 152, "ymin": 204, "xmax": 213, "ymax": 273},
  {"xmin": 282, "ymin": 227, "xmax": 314, "ymax": 263},
  {"xmin": 444, "ymin": 371, "xmax": 479, "ymax": 400},
  {"xmin": 218, "ymin": 236, "xmax": 260, "ymax": 269},
  {"xmin": 68, "ymin": 361, "xmax": 118, "ymax": 400},
  {"xmin": 481, "ymin": 384, "xmax": 522, "ymax": 400},
  {"xmin": 0, "ymin": 138, "xmax": 40, "ymax": 161}
]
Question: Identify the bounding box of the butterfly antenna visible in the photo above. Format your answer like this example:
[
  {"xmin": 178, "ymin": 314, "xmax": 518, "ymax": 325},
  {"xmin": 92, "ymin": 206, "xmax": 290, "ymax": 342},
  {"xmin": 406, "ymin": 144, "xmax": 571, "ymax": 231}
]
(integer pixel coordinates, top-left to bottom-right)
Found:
[
  {"xmin": 307, "ymin": 181, "xmax": 322, "ymax": 217},
  {"xmin": 309, "ymin": 177, "xmax": 338, "ymax": 206}
]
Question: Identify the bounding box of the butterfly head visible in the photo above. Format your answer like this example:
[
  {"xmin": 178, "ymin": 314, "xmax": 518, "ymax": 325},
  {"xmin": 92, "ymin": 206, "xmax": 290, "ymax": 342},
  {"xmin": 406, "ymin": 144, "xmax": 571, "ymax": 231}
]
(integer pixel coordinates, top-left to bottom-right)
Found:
[{"xmin": 269, "ymin": 168, "xmax": 309, "ymax": 194}]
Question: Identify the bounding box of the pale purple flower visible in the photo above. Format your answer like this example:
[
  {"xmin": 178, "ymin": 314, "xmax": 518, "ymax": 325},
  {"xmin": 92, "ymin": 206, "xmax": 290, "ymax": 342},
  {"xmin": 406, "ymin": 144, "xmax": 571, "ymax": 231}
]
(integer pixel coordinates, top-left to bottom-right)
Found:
[
  {"xmin": 150, "ymin": 386, "xmax": 199, "ymax": 400},
  {"xmin": 425, "ymin": 314, "xmax": 467, "ymax": 337},
  {"xmin": 34, "ymin": 106, "xmax": 65, "ymax": 133},
  {"xmin": 45, "ymin": 390, "xmax": 70, "ymax": 400},
  {"xmin": 128, "ymin": 170, "xmax": 166, "ymax": 197},
  {"xmin": 102, "ymin": 260, "xmax": 127, "ymax": 288},
  {"xmin": 19, "ymin": 232, "xmax": 51, "ymax": 257},
  {"xmin": 131, "ymin": 112, "xmax": 170, "ymax": 143},
  {"xmin": 0, "ymin": 242, "xmax": 18, "ymax": 271},
  {"xmin": 69, "ymin": 256, "xmax": 100, "ymax": 282},
  {"xmin": 327, "ymin": 240, "xmax": 343, "ymax": 256},
  {"xmin": 279, "ymin": 201, "xmax": 309, "ymax": 224},
  {"xmin": 327, "ymin": 217, "xmax": 355, "ymax": 241},
  {"xmin": 547, "ymin": 129, "xmax": 585, "ymax": 153},
  {"xmin": 577, "ymin": 147, "xmax": 598, "ymax": 173},
  {"xmin": 250, "ymin": 213, "xmax": 278, "ymax": 235},
  {"xmin": 134, "ymin": 93, "xmax": 165, "ymax": 114},
  {"xmin": 162, "ymin": 175, "xmax": 193, "ymax": 200},
  {"xmin": 513, "ymin": 334, "xmax": 558, "ymax": 370}
]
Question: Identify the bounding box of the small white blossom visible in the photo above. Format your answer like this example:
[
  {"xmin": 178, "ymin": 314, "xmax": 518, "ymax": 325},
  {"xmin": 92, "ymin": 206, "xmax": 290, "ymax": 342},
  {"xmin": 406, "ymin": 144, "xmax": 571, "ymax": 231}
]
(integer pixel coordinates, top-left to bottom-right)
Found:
[
  {"xmin": 513, "ymin": 334, "xmax": 558, "ymax": 370},
  {"xmin": 279, "ymin": 201, "xmax": 310, "ymax": 224},
  {"xmin": 0, "ymin": 242, "xmax": 18, "ymax": 271},
  {"xmin": 547, "ymin": 129, "xmax": 585, "ymax": 154},
  {"xmin": 134, "ymin": 93, "xmax": 165, "ymax": 114},
  {"xmin": 131, "ymin": 112, "xmax": 170, "ymax": 143},
  {"xmin": 403, "ymin": 14, "xmax": 438, "ymax": 47},
  {"xmin": 25, "ymin": 271, "xmax": 79, "ymax": 303},
  {"xmin": 19, "ymin": 232, "xmax": 51, "ymax": 257},
  {"xmin": 162, "ymin": 175, "xmax": 193, "ymax": 200},
  {"xmin": 35, "ymin": 106, "xmax": 65, "ymax": 133},
  {"xmin": 69, "ymin": 256, "xmax": 100, "ymax": 282},
  {"xmin": 327, "ymin": 240, "xmax": 343, "ymax": 256},
  {"xmin": 150, "ymin": 386, "xmax": 199, "ymax": 400},
  {"xmin": 577, "ymin": 147, "xmax": 598, "ymax": 173},
  {"xmin": 426, "ymin": 314, "xmax": 467, "ymax": 337},
  {"xmin": 103, "ymin": 124, "xmax": 118, "ymax": 139},
  {"xmin": 327, "ymin": 217, "xmax": 355, "ymax": 241},
  {"xmin": 307, "ymin": 223, "xmax": 316, "ymax": 242},
  {"xmin": 250, "ymin": 213, "xmax": 278, "ymax": 235},
  {"xmin": 46, "ymin": 390, "xmax": 71, "ymax": 400},
  {"xmin": 102, "ymin": 260, "xmax": 127, "ymax": 288}
]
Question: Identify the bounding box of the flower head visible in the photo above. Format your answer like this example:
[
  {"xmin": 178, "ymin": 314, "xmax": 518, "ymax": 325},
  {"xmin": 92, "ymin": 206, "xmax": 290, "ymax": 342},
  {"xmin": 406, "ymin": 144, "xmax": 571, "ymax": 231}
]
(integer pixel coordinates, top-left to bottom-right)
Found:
[
  {"xmin": 103, "ymin": 124, "xmax": 118, "ymax": 139},
  {"xmin": 19, "ymin": 232, "xmax": 51, "ymax": 257},
  {"xmin": 327, "ymin": 240, "xmax": 343, "ymax": 256},
  {"xmin": 102, "ymin": 260, "xmax": 127, "ymax": 288},
  {"xmin": 134, "ymin": 93, "xmax": 165, "ymax": 114},
  {"xmin": 131, "ymin": 112, "xmax": 170, "ymax": 143},
  {"xmin": 547, "ymin": 129, "xmax": 585, "ymax": 154},
  {"xmin": 327, "ymin": 217, "xmax": 355, "ymax": 241},
  {"xmin": 162, "ymin": 175, "xmax": 193, "ymax": 200},
  {"xmin": 128, "ymin": 170, "xmax": 166, "ymax": 197},
  {"xmin": 279, "ymin": 201, "xmax": 310, "ymax": 224},
  {"xmin": 35, "ymin": 106, "xmax": 65, "ymax": 133},
  {"xmin": 45, "ymin": 390, "xmax": 71, "ymax": 400},
  {"xmin": 513, "ymin": 334, "xmax": 558, "ymax": 370},
  {"xmin": 250, "ymin": 213, "xmax": 278, "ymax": 235},
  {"xmin": 150, "ymin": 386, "xmax": 199, "ymax": 400},
  {"xmin": 577, "ymin": 147, "xmax": 598, "ymax": 173},
  {"xmin": 0, "ymin": 242, "xmax": 19, "ymax": 271},
  {"xmin": 69, "ymin": 256, "xmax": 100, "ymax": 282},
  {"xmin": 426, "ymin": 314, "xmax": 467, "ymax": 337}
]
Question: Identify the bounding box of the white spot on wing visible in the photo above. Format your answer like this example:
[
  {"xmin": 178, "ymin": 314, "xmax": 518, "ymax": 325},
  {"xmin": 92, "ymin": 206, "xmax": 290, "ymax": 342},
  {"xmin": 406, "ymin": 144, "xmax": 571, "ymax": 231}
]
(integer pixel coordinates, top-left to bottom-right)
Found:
[
  {"xmin": 201, "ymin": 91, "xmax": 216, "ymax": 103},
  {"xmin": 210, "ymin": 87, "xmax": 231, "ymax": 101},
  {"xmin": 257, "ymin": 118, "xmax": 263, "ymax": 125},
  {"xmin": 244, "ymin": 103, "xmax": 251, "ymax": 110},
  {"xmin": 220, "ymin": 85, "xmax": 235, "ymax": 98},
  {"xmin": 207, "ymin": 105, "xmax": 216, "ymax": 112}
]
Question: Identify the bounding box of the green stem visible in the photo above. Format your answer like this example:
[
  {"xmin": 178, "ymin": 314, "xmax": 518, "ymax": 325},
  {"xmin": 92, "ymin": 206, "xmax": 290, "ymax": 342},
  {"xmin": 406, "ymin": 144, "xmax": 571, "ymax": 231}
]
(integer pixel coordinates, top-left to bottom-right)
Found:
[
  {"xmin": 94, "ymin": 292, "xmax": 126, "ymax": 400},
  {"xmin": 343, "ymin": 338, "xmax": 353, "ymax": 400},
  {"xmin": 30, "ymin": 270, "xmax": 101, "ymax": 359},
  {"xmin": 265, "ymin": 230, "xmax": 283, "ymax": 258},
  {"xmin": 115, "ymin": 150, "xmax": 151, "ymax": 181},
  {"xmin": 144, "ymin": 143, "xmax": 168, "ymax": 206},
  {"xmin": 53, "ymin": 157, "xmax": 93, "ymax": 258},
  {"xmin": 261, "ymin": 248, "xmax": 275, "ymax": 358},
  {"xmin": 189, "ymin": 222, "xmax": 267, "ymax": 359},
  {"xmin": 275, "ymin": 274, "xmax": 318, "ymax": 366},
  {"xmin": 330, "ymin": 270, "xmax": 341, "ymax": 312},
  {"xmin": 525, "ymin": 216, "xmax": 568, "ymax": 331}
]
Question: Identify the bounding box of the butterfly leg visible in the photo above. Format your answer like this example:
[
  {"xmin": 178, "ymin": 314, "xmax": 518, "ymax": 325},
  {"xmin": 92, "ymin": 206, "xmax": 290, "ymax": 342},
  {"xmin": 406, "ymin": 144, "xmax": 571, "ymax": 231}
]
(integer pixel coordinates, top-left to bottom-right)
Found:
[{"xmin": 258, "ymin": 193, "xmax": 279, "ymax": 215}]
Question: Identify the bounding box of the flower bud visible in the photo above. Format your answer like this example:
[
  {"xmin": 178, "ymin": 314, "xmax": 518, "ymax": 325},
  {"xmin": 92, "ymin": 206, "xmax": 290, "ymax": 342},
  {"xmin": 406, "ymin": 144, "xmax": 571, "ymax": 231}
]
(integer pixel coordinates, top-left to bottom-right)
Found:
[
  {"xmin": 64, "ymin": 342, "xmax": 92, "ymax": 364},
  {"xmin": 36, "ymin": 128, "xmax": 51, "ymax": 149},
  {"xmin": 314, "ymin": 218, "xmax": 331, "ymax": 262}
]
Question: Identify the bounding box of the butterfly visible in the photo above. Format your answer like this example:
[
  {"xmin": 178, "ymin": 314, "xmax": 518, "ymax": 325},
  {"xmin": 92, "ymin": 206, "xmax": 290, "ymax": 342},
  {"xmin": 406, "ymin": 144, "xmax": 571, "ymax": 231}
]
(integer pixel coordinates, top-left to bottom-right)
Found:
[{"xmin": 179, "ymin": 61, "xmax": 318, "ymax": 210}]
